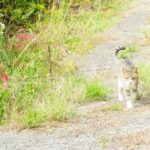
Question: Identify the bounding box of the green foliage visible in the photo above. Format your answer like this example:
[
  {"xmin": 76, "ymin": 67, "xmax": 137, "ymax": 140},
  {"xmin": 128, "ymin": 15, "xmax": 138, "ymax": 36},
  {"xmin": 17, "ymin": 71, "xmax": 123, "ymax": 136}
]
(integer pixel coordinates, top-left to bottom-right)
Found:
[
  {"xmin": 139, "ymin": 64, "xmax": 150, "ymax": 91},
  {"xmin": 0, "ymin": 23, "xmax": 4, "ymax": 48},
  {"xmin": 72, "ymin": 77, "xmax": 110, "ymax": 102},
  {"xmin": 0, "ymin": 1, "xmax": 46, "ymax": 34},
  {"xmin": 119, "ymin": 44, "xmax": 139, "ymax": 59},
  {"xmin": 19, "ymin": 107, "xmax": 46, "ymax": 128},
  {"xmin": 83, "ymin": 80, "xmax": 109, "ymax": 101},
  {"xmin": 103, "ymin": 102, "xmax": 121, "ymax": 111},
  {"xmin": 0, "ymin": 0, "xmax": 131, "ymax": 127},
  {"xmin": 143, "ymin": 27, "xmax": 150, "ymax": 46},
  {"xmin": 100, "ymin": 135, "xmax": 109, "ymax": 149},
  {"xmin": 0, "ymin": 0, "xmax": 131, "ymax": 36},
  {"xmin": 0, "ymin": 88, "xmax": 10, "ymax": 122}
]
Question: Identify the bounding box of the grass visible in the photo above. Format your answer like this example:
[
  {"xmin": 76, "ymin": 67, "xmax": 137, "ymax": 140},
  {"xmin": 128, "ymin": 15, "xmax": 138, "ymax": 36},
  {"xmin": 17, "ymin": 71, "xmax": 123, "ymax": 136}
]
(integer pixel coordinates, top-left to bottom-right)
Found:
[
  {"xmin": 119, "ymin": 43, "xmax": 139, "ymax": 59},
  {"xmin": 75, "ymin": 77, "xmax": 110, "ymax": 103},
  {"xmin": 143, "ymin": 27, "xmax": 150, "ymax": 46},
  {"xmin": 102, "ymin": 102, "xmax": 121, "ymax": 112},
  {"xmin": 82, "ymin": 80, "xmax": 109, "ymax": 102},
  {"xmin": 0, "ymin": 74, "xmax": 109, "ymax": 128},
  {"xmin": 100, "ymin": 135, "xmax": 109, "ymax": 149},
  {"xmin": 136, "ymin": 18, "xmax": 150, "ymax": 97},
  {"xmin": 0, "ymin": 0, "xmax": 133, "ymax": 128},
  {"xmin": 37, "ymin": 0, "xmax": 132, "ymax": 56},
  {"xmin": 18, "ymin": 108, "xmax": 46, "ymax": 128},
  {"xmin": 138, "ymin": 63, "xmax": 150, "ymax": 96}
]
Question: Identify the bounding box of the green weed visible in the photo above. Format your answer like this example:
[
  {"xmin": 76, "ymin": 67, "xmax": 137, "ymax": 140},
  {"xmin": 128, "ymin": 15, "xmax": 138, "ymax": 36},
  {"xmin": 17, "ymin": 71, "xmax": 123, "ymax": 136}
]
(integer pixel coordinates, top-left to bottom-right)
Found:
[
  {"xmin": 83, "ymin": 80, "xmax": 109, "ymax": 102},
  {"xmin": 143, "ymin": 28, "xmax": 150, "ymax": 46},
  {"xmin": 119, "ymin": 44, "xmax": 139, "ymax": 59},
  {"xmin": 100, "ymin": 135, "xmax": 109, "ymax": 149},
  {"xmin": 103, "ymin": 102, "xmax": 121, "ymax": 112},
  {"xmin": 138, "ymin": 64, "xmax": 150, "ymax": 95},
  {"xmin": 69, "ymin": 77, "xmax": 110, "ymax": 103},
  {"xmin": 18, "ymin": 108, "xmax": 46, "ymax": 128}
]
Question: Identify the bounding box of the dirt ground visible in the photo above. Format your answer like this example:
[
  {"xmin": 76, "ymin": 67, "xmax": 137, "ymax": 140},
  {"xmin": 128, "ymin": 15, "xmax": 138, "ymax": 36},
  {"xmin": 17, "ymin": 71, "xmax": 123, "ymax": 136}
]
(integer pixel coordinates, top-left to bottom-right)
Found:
[{"xmin": 0, "ymin": 0, "xmax": 150, "ymax": 149}]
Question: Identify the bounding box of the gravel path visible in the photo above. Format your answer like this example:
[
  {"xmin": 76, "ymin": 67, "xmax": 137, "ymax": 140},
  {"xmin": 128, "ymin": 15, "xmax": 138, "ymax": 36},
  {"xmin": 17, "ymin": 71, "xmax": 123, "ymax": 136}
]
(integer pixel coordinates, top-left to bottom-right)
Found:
[{"xmin": 1, "ymin": 0, "xmax": 150, "ymax": 149}]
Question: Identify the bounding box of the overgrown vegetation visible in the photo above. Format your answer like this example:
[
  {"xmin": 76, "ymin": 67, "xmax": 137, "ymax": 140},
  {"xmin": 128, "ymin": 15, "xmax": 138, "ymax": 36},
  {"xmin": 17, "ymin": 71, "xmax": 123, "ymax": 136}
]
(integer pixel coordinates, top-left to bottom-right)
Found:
[{"xmin": 0, "ymin": 0, "xmax": 132, "ymax": 128}]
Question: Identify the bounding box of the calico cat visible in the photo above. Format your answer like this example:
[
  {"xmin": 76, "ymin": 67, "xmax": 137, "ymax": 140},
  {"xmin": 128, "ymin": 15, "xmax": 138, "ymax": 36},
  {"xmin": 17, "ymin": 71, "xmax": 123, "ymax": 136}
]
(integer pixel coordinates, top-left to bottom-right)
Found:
[{"xmin": 114, "ymin": 46, "xmax": 138, "ymax": 108}]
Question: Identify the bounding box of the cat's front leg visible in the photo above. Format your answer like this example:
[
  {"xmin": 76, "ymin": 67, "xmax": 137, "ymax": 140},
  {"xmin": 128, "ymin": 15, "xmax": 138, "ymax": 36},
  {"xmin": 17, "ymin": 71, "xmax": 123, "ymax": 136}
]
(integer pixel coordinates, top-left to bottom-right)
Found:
[
  {"xmin": 125, "ymin": 91, "xmax": 135, "ymax": 109},
  {"xmin": 118, "ymin": 78, "xmax": 124, "ymax": 101},
  {"xmin": 127, "ymin": 91, "xmax": 137, "ymax": 108}
]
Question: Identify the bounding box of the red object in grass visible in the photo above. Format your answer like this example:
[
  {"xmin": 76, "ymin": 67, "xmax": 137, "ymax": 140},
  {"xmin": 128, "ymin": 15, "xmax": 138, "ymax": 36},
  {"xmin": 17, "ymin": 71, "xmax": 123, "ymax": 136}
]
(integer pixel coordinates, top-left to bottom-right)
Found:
[
  {"xmin": 0, "ymin": 72, "xmax": 10, "ymax": 88},
  {"xmin": 16, "ymin": 28, "xmax": 34, "ymax": 41}
]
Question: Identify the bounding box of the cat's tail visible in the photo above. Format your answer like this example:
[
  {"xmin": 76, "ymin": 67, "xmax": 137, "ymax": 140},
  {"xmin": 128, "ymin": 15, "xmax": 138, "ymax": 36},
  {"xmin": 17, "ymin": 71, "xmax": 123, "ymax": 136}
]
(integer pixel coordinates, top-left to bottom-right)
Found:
[
  {"xmin": 114, "ymin": 46, "xmax": 126, "ymax": 63},
  {"xmin": 115, "ymin": 46, "xmax": 126, "ymax": 57}
]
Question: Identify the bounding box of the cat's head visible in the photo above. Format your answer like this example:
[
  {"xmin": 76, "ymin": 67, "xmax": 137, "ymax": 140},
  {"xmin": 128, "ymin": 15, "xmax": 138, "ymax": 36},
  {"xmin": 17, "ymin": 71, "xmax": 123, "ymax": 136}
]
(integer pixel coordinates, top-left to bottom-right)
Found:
[{"xmin": 123, "ymin": 67, "xmax": 138, "ymax": 81}]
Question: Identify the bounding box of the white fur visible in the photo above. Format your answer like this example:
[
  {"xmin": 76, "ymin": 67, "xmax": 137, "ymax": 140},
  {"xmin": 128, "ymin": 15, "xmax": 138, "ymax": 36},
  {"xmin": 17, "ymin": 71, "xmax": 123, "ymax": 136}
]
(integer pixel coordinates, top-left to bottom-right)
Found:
[
  {"xmin": 127, "ymin": 100, "xmax": 133, "ymax": 109},
  {"xmin": 126, "ymin": 78, "xmax": 132, "ymax": 85},
  {"xmin": 119, "ymin": 92, "xmax": 124, "ymax": 101},
  {"xmin": 118, "ymin": 78, "xmax": 124, "ymax": 101}
]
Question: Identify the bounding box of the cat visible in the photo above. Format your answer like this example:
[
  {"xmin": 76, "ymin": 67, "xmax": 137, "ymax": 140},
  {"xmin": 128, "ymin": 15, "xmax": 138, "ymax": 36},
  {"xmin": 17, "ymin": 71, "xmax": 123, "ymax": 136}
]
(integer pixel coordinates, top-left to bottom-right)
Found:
[{"xmin": 114, "ymin": 46, "xmax": 138, "ymax": 108}]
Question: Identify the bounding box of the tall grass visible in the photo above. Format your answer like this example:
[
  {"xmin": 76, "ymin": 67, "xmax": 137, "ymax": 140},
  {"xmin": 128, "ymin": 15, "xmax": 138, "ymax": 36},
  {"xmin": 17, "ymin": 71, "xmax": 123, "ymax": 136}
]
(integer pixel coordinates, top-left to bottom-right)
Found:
[
  {"xmin": 138, "ymin": 64, "xmax": 150, "ymax": 94},
  {"xmin": 37, "ymin": 0, "xmax": 131, "ymax": 54},
  {"xmin": 0, "ymin": 0, "xmax": 132, "ymax": 127},
  {"xmin": 3, "ymin": 76, "xmax": 108, "ymax": 128}
]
